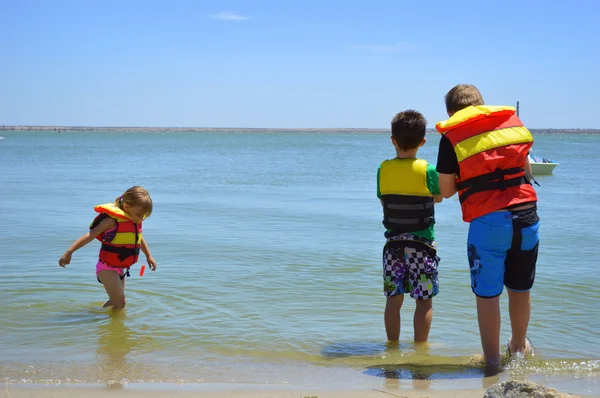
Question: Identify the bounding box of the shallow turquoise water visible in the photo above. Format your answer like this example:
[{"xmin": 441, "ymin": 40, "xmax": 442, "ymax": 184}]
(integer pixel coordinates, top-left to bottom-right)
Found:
[{"xmin": 0, "ymin": 130, "xmax": 598, "ymax": 394}]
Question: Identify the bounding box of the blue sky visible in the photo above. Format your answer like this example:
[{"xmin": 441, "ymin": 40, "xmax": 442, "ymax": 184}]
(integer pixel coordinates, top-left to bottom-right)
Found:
[{"xmin": 1, "ymin": 0, "xmax": 599, "ymax": 129}]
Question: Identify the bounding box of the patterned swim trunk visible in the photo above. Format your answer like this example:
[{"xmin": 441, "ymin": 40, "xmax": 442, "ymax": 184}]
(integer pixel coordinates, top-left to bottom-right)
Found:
[{"xmin": 383, "ymin": 235, "xmax": 440, "ymax": 300}]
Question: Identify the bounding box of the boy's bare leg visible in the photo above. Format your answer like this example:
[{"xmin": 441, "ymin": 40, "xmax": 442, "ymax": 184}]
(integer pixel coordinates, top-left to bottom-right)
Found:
[
  {"xmin": 414, "ymin": 298, "xmax": 433, "ymax": 343},
  {"xmin": 385, "ymin": 294, "xmax": 404, "ymax": 342},
  {"xmin": 507, "ymin": 289, "xmax": 531, "ymax": 354},
  {"xmin": 476, "ymin": 295, "xmax": 501, "ymax": 367}
]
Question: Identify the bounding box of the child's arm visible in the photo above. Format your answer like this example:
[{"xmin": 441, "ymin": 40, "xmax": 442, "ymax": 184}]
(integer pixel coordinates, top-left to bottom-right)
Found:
[
  {"xmin": 436, "ymin": 137, "xmax": 458, "ymax": 198},
  {"xmin": 58, "ymin": 217, "xmax": 117, "ymax": 267},
  {"xmin": 140, "ymin": 237, "xmax": 157, "ymax": 271},
  {"xmin": 525, "ymin": 155, "xmax": 533, "ymax": 178},
  {"xmin": 438, "ymin": 173, "xmax": 458, "ymax": 198},
  {"xmin": 426, "ymin": 164, "xmax": 445, "ymax": 203},
  {"xmin": 377, "ymin": 167, "xmax": 383, "ymax": 207}
]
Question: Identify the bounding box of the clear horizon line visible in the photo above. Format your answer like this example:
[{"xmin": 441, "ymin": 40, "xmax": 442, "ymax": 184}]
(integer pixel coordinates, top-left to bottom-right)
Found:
[{"xmin": 2, "ymin": 125, "xmax": 599, "ymax": 131}]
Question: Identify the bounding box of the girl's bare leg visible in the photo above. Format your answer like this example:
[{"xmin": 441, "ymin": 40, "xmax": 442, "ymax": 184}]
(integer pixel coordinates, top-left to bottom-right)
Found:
[{"xmin": 98, "ymin": 270, "xmax": 126, "ymax": 310}]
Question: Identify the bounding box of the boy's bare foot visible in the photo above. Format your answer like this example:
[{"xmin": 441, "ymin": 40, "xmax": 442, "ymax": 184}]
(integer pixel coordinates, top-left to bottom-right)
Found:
[
  {"xmin": 386, "ymin": 340, "xmax": 400, "ymax": 349},
  {"xmin": 469, "ymin": 354, "xmax": 485, "ymax": 365},
  {"xmin": 506, "ymin": 336, "xmax": 535, "ymax": 359}
]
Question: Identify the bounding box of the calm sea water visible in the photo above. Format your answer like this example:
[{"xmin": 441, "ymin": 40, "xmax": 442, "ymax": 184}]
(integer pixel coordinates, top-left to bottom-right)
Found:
[{"xmin": 1, "ymin": 130, "xmax": 599, "ymax": 394}]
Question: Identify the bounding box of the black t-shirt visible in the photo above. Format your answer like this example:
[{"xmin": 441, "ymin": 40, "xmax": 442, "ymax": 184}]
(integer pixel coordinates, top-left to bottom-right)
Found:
[{"xmin": 436, "ymin": 135, "xmax": 459, "ymax": 176}]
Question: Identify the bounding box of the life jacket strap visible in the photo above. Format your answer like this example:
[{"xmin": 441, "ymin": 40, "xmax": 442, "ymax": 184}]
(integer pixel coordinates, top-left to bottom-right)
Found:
[
  {"xmin": 457, "ymin": 167, "xmax": 528, "ymax": 204},
  {"xmin": 101, "ymin": 244, "xmax": 140, "ymax": 261},
  {"xmin": 381, "ymin": 195, "xmax": 435, "ymax": 235}
]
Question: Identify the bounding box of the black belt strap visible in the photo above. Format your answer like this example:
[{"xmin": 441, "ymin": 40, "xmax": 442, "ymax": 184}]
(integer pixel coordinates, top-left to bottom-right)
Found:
[
  {"xmin": 457, "ymin": 167, "xmax": 529, "ymax": 204},
  {"xmin": 101, "ymin": 244, "xmax": 140, "ymax": 261},
  {"xmin": 456, "ymin": 167, "xmax": 523, "ymax": 191},
  {"xmin": 459, "ymin": 176, "xmax": 528, "ymax": 204}
]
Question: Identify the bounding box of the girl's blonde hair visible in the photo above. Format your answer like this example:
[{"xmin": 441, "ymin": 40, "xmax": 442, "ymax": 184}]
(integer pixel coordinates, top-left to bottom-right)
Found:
[{"xmin": 114, "ymin": 186, "xmax": 153, "ymax": 217}]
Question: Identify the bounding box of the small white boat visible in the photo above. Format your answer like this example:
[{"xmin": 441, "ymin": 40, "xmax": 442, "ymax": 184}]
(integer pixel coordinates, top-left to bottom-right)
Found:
[
  {"xmin": 529, "ymin": 154, "xmax": 558, "ymax": 175},
  {"xmin": 516, "ymin": 101, "xmax": 558, "ymax": 176}
]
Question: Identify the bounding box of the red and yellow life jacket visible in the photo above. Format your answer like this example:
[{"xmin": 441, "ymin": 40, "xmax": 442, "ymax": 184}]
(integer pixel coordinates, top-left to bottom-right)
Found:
[
  {"xmin": 90, "ymin": 203, "xmax": 142, "ymax": 268},
  {"xmin": 436, "ymin": 105, "xmax": 538, "ymax": 222}
]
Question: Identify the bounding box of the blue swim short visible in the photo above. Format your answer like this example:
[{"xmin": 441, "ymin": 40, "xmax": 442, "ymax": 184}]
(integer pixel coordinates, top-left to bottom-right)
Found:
[{"xmin": 467, "ymin": 205, "xmax": 540, "ymax": 298}]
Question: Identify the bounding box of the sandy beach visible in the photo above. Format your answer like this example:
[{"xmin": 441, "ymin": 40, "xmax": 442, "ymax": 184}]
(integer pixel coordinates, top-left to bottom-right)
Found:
[{"xmin": 2, "ymin": 385, "xmax": 486, "ymax": 398}]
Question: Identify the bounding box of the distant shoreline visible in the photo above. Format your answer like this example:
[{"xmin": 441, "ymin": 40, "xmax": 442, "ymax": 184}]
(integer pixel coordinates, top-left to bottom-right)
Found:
[{"xmin": 1, "ymin": 126, "xmax": 600, "ymax": 134}]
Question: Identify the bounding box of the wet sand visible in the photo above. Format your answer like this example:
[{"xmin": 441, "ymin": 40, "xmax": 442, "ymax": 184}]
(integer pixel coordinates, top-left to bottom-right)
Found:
[{"xmin": 2, "ymin": 384, "xmax": 485, "ymax": 398}]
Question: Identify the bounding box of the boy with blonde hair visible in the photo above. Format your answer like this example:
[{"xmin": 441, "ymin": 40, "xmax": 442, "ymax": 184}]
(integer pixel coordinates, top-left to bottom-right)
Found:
[{"xmin": 435, "ymin": 84, "xmax": 539, "ymax": 367}]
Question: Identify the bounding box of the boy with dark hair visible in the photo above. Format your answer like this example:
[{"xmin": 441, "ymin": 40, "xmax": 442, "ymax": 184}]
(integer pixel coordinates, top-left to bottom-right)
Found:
[{"xmin": 377, "ymin": 110, "xmax": 443, "ymax": 343}]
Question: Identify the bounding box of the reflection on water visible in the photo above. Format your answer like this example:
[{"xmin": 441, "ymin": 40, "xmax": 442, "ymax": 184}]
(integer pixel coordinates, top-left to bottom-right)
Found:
[
  {"xmin": 320, "ymin": 340, "xmax": 437, "ymax": 360},
  {"xmin": 366, "ymin": 363, "xmax": 487, "ymax": 380},
  {"xmin": 321, "ymin": 341, "xmax": 390, "ymax": 358},
  {"xmin": 321, "ymin": 339, "xmax": 506, "ymax": 390},
  {"xmin": 365, "ymin": 362, "xmax": 501, "ymax": 391},
  {"xmin": 364, "ymin": 355, "xmax": 600, "ymax": 394},
  {"xmin": 321, "ymin": 338, "xmax": 600, "ymax": 380},
  {"xmin": 320, "ymin": 338, "xmax": 600, "ymax": 394},
  {"xmin": 95, "ymin": 312, "xmax": 153, "ymax": 388}
]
